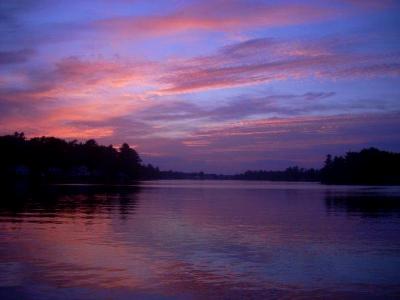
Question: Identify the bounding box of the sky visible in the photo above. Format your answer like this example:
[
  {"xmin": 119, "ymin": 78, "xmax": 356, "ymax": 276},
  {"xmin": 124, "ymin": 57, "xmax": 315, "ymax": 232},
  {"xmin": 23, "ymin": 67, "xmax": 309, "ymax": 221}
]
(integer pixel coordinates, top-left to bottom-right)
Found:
[{"xmin": 0, "ymin": 0, "xmax": 400, "ymax": 173}]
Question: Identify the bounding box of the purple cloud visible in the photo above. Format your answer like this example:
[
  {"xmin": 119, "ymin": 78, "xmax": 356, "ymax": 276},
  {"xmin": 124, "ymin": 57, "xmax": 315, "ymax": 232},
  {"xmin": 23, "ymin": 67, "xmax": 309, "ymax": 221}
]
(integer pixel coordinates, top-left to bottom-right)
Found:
[
  {"xmin": 0, "ymin": 49, "xmax": 35, "ymax": 65},
  {"xmin": 159, "ymin": 37, "xmax": 400, "ymax": 93}
]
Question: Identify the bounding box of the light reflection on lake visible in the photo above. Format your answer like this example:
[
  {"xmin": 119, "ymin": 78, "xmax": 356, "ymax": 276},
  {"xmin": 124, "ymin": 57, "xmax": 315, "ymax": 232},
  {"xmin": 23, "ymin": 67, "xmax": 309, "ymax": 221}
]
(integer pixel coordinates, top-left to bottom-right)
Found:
[{"xmin": 0, "ymin": 180, "xmax": 400, "ymax": 299}]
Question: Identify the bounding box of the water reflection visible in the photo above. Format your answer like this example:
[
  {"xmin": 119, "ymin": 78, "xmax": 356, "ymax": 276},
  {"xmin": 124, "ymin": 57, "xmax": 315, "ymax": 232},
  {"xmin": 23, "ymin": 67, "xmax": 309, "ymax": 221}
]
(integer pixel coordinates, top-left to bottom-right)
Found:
[
  {"xmin": 0, "ymin": 184, "xmax": 140, "ymax": 222},
  {"xmin": 325, "ymin": 192, "xmax": 400, "ymax": 218},
  {"xmin": 0, "ymin": 181, "xmax": 399, "ymax": 299}
]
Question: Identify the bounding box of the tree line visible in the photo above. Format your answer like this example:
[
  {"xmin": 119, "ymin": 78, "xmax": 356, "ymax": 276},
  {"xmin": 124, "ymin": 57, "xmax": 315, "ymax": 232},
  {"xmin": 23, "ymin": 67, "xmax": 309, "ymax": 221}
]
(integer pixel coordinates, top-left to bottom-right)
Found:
[
  {"xmin": 1, "ymin": 132, "xmax": 399, "ymax": 185},
  {"xmin": 320, "ymin": 148, "xmax": 400, "ymax": 185},
  {"xmin": 0, "ymin": 132, "xmax": 159, "ymax": 182},
  {"xmin": 236, "ymin": 148, "xmax": 400, "ymax": 184},
  {"xmin": 233, "ymin": 167, "xmax": 320, "ymax": 181}
]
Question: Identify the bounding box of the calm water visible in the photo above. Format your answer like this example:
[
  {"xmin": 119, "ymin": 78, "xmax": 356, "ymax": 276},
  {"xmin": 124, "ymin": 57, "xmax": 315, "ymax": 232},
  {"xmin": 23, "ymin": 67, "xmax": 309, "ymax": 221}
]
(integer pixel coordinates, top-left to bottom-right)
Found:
[{"xmin": 0, "ymin": 180, "xmax": 400, "ymax": 299}]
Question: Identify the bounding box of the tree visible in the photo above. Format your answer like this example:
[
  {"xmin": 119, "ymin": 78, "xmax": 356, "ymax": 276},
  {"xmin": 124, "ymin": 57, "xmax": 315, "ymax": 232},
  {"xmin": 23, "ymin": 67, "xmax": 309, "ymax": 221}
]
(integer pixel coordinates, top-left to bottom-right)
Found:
[
  {"xmin": 118, "ymin": 143, "xmax": 142, "ymax": 178},
  {"xmin": 0, "ymin": 133, "xmax": 160, "ymax": 182}
]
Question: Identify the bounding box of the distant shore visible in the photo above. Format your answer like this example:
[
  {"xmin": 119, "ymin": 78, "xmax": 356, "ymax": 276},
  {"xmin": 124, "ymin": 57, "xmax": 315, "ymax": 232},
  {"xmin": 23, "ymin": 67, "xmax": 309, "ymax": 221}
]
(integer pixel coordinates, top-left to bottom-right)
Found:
[{"xmin": 1, "ymin": 133, "xmax": 399, "ymax": 186}]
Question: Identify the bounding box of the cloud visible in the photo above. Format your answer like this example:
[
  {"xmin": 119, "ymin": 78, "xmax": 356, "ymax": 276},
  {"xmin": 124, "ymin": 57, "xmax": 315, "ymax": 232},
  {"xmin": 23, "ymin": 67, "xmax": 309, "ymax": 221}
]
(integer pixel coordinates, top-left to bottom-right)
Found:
[
  {"xmin": 92, "ymin": 0, "xmax": 397, "ymax": 39},
  {"xmin": 0, "ymin": 49, "xmax": 35, "ymax": 65},
  {"xmin": 1, "ymin": 0, "xmax": 396, "ymax": 51},
  {"xmin": 68, "ymin": 116, "xmax": 155, "ymax": 141},
  {"xmin": 207, "ymin": 92, "xmax": 337, "ymax": 120},
  {"xmin": 94, "ymin": 1, "xmax": 335, "ymax": 38},
  {"xmin": 0, "ymin": 0, "xmax": 399, "ymax": 173},
  {"xmin": 186, "ymin": 113, "xmax": 400, "ymax": 150},
  {"xmin": 116, "ymin": 111, "xmax": 400, "ymax": 173},
  {"xmin": 0, "ymin": 56, "xmax": 158, "ymax": 138},
  {"xmin": 138, "ymin": 92, "xmax": 335, "ymax": 122},
  {"xmin": 138, "ymin": 90, "xmax": 400, "ymax": 124},
  {"xmin": 158, "ymin": 37, "xmax": 400, "ymax": 94},
  {"xmin": 176, "ymin": 112, "xmax": 400, "ymax": 171},
  {"xmin": 2, "ymin": 1, "xmax": 330, "ymax": 50},
  {"xmin": 0, "ymin": 55, "xmax": 157, "ymax": 102}
]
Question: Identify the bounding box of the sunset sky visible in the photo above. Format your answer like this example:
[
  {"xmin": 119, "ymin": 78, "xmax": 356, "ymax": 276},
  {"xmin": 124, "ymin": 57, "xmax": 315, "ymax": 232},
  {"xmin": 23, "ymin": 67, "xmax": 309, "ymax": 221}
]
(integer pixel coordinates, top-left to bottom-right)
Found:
[{"xmin": 1, "ymin": 0, "xmax": 399, "ymax": 173}]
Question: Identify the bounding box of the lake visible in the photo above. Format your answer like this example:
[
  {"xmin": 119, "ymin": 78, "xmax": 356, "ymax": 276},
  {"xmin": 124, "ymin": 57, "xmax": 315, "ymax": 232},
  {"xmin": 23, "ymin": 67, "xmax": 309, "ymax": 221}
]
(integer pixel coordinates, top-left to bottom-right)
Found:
[{"xmin": 0, "ymin": 180, "xmax": 400, "ymax": 299}]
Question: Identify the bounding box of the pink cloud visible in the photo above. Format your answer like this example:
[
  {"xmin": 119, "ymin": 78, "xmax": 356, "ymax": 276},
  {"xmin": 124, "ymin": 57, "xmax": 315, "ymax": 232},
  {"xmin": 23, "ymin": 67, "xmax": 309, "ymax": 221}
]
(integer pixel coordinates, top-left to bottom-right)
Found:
[
  {"xmin": 95, "ymin": 1, "xmax": 336, "ymax": 38},
  {"xmin": 92, "ymin": 0, "xmax": 396, "ymax": 40},
  {"xmin": 167, "ymin": 113, "xmax": 400, "ymax": 170},
  {"xmin": 0, "ymin": 56, "xmax": 159, "ymax": 138},
  {"xmin": 158, "ymin": 38, "xmax": 400, "ymax": 94},
  {"xmin": 112, "ymin": 112, "xmax": 400, "ymax": 173}
]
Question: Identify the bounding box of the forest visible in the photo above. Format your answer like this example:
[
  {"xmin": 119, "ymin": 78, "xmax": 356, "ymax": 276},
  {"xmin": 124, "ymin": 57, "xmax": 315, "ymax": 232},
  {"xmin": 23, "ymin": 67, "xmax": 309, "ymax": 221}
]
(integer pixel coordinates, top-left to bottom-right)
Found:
[
  {"xmin": 320, "ymin": 148, "xmax": 400, "ymax": 185},
  {"xmin": 233, "ymin": 167, "xmax": 320, "ymax": 181},
  {"xmin": 0, "ymin": 132, "xmax": 159, "ymax": 182},
  {"xmin": 1, "ymin": 132, "xmax": 399, "ymax": 185}
]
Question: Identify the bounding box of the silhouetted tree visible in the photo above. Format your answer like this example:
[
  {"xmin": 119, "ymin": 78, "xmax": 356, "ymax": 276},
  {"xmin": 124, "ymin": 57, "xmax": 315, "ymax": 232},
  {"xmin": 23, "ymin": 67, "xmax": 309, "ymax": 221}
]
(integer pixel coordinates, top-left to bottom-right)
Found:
[
  {"xmin": 321, "ymin": 148, "xmax": 400, "ymax": 185},
  {"xmin": 1, "ymin": 132, "xmax": 399, "ymax": 185},
  {"xmin": 0, "ymin": 133, "xmax": 160, "ymax": 182},
  {"xmin": 118, "ymin": 143, "xmax": 141, "ymax": 179}
]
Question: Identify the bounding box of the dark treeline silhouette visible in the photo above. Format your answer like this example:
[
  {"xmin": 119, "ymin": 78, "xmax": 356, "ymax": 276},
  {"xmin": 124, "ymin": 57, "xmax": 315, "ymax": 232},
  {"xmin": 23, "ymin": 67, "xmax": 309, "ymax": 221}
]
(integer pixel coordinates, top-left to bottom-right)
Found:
[
  {"xmin": 0, "ymin": 132, "xmax": 159, "ymax": 182},
  {"xmin": 320, "ymin": 148, "xmax": 400, "ymax": 185},
  {"xmin": 1, "ymin": 133, "xmax": 399, "ymax": 185},
  {"xmin": 157, "ymin": 168, "xmax": 319, "ymax": 181},
  {"xmin": 162, "ymin": 149, "xmax": 400, "ymax": 184},
  {"xmin": 156, "ymin": 169, "xmax": 319, "ymax": 181},
  {"xmin": 234, "ymin": 167, "xmax": 320, "ymax": 181},
  {"xmin": 159, "ymin": 170, "xmax": 230, "ymax": 180}
]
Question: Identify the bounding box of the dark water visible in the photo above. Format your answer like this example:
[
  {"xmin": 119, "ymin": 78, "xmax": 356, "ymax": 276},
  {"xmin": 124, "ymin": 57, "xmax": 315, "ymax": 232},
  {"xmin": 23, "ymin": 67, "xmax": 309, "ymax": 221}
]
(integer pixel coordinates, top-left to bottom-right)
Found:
[{"xmin": 0, "ymin": 180, "xmax": 400, "ymax": 299}]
